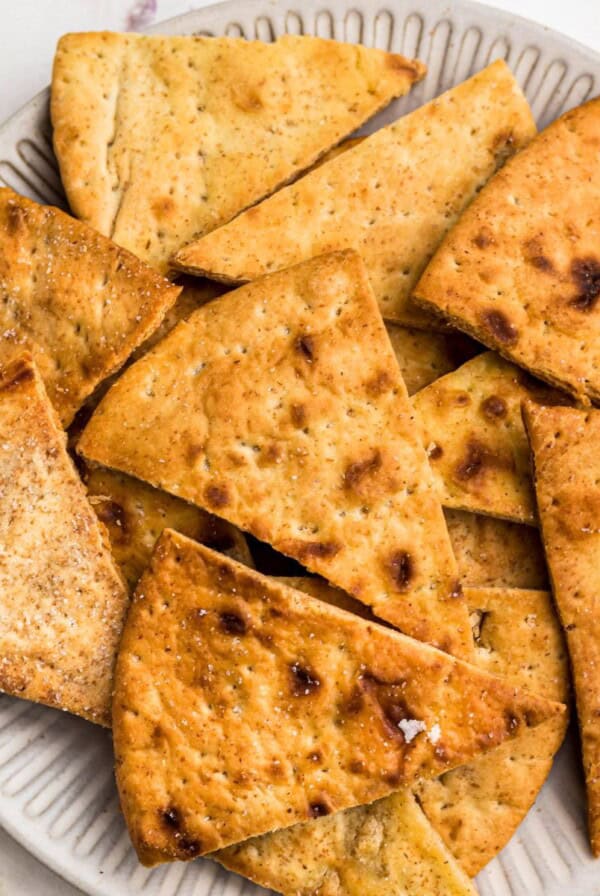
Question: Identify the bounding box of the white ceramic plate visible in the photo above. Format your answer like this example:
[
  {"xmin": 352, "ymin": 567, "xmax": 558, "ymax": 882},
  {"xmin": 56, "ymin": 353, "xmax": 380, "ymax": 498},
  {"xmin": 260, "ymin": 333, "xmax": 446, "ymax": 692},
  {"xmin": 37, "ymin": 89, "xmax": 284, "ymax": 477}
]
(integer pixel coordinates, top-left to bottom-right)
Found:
[{"xmin": 0, "ymin": 1, "xmax": 598, "ymax": 894}]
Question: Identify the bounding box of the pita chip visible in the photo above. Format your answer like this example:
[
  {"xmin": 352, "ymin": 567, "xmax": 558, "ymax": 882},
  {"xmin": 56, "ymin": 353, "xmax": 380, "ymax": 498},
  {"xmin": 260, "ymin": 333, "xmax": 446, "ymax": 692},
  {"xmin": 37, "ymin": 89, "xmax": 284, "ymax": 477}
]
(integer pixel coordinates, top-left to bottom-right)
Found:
[
  {"xmin": 413, "ymin": 351, "xmax": 569, "ymax": 524},
  {"xmin": 387, "ymin": 323, "xmax": 480, "ymax": 396},
  {"xmin": 0, "ymin": 355, "xmax": 128, "ymax": 726},
  {"xmin": 524, "ymin": 401, "xmax": 600, "ymax": 855},
  {"xmin": 0, "ymin": 187, "xmax": 181, "ymax": 426},
  {"xmin": 85, "ymin": 466, "xmax": 252, "ymax": 591},
  {"xmin": 174, "ymin": 60, "xmax": 535, "ymax": 326},
  {"xmin": 415, "ymin": 98, "xmax": 600, "ymax": 403},
  {"xmin": 445, "ymin": 509, "xmax": 548, "ymax": 589},
  {"xmin": 215, "ymin": 789, "xmax": 476, "ymax": 896},
  {"xmin": 79, "ymin": 251, "xmax": 472, "ymax": 657},
  {"xmin": 52, "ymin": 32, "xmax": 424, "ymax": 272},
  {"xmin": 112, "ymin": 530, "xmax": 562, "ymax": 863},
  {"xmin": 415, "ymin": 585, "xmax": 569, "ymax": 874}
]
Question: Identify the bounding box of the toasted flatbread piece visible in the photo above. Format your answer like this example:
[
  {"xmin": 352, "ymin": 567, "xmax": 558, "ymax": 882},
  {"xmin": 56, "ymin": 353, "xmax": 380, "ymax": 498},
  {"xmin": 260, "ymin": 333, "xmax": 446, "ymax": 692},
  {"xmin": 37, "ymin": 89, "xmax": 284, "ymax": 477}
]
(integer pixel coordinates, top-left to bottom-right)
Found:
[
  {"xmin": 413, "ymin": 352, "xmax": 569, "ymax": 524},
  {"xmin": 174, "ymin": 61, "xmax": 535, "ymax": 326},
  {"xmin": 416, "ymin": 586, "xmax": 569, "ymax": 874},
  {"xmin": 445, "ymin": 509, "xmax": 548, "ymax": 589},
  {"xmin": 524, "ymin": 401, "xmax": 600, "ymax": 855},
  {"xmin": 215, "ymin": 790, "xmax": 476, "ymax": 896},
  {"xmin": 387, "ymin": 324, "xmax": 480, "ymax": 395},
  {"xmin": 415, "ymin": 98, "xmax": 600, "ymax": 403},
  {"xmin": 0, "ymin": 355, "xmax": 128, "ymax": 725},
  {"xmin": 113, "ymin": 530, "xmax": 562, "ymax": 863},
  {"xmin": 52, "ymin": 33, "xmax": 424, "ymax": 272},
  {"xmin": 79, "ymin": 251, "xmax": 471, "ymax": 656},
  {"xmin": 0, "ymin": 187, "xmax": 180, "ymax": 426},
  {"xmin": 85, "ymin": 467, "xmax": 252, "ymax": 590}
]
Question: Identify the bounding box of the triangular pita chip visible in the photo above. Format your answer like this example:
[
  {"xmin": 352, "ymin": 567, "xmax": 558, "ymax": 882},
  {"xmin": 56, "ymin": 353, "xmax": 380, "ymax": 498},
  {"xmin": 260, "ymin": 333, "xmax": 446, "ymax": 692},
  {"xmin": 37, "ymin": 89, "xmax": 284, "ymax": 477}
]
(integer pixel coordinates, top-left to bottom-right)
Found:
[
  {"xmin": 413, "ymin": 351, "xmax": 569, "ymax": 524},
  {"xmin": 174, "ymin": 60, "xmax": 536, "ymax": 326},
  {"xmin": 215, "ymin": 579, "xmax": 566, "ymax": 886},
  {"xmin": 0, "ymin": 355, "xmax": 128, "ymax": 725},
  {"xmin": 414, "ymin": 98, "xmax": 600, "ymax": 403},
  {"xmin": 387, "ymin": 323, "xmax": 480, "ymax": 396},
  {"xmin": 416, "ymin": 585, "xmax": 568, "ymax": 874},
  {"xmin": 52, "ymin": 32, "xmax": 424, "ymax": 272},
  {"xmin": 85, "ymin": 466, "xmax": 252, "ymax": 591},
  {"xmin": 215, "ymin": 789, "xmax": 477, "ymax": 896},
  {"xmin": 524, "ymin": 401, "xmax": 600, "ymax": 855},
  {"xmin": 0, "ymin": 187, "xmax": 181, "ymax": 426},
  {"xmin": 445, "ymin": 509, "xmax": 548, "ymax": 589},
  {"xmin": 112, "ymin": 530, "xmax": 562, "ymax": 863},
  {"xmin": 79, "ymin": 251, "xmax": 471, "ymax": 656}
]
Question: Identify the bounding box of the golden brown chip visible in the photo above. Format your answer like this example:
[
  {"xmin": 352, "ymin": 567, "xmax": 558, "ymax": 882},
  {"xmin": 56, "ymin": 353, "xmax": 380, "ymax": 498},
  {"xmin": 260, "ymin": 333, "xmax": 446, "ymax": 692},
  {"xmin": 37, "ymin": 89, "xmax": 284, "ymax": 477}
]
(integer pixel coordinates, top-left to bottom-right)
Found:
[
  {"xmin": 113, "ymin": 530, "xmax": 562, "ymax": 864},
  {"xmin": 524, "ymin": 401, "xmax": 600, "ymax": 855},
  {"xmin": 445, "ymin": 509, "xmax": 548, "ymax": 589},
  {"xmin": 415, "ymin": 586, "xmax": 569, "ymax": 874},
  {"xmin": 79, "ymin": 251, "xmax": 471, "ymax": 657},
  {"xmin": 0, "ymin": 188, "xmax": 180, "ymax": 426},
  {"xmin": 0, "ymin": 355, "xmax": 128, "ymax": 725},
  {"xmin": 414, "ymin": 97, "xmax": 600, "ymax": 404},
  {"xmin": 85, "ymin": 467, "xmax": 252, "ymax": 590},
  {"xmin": 413, "ymin": 351, "xmax": 569, "ymax": 524},
  {"xmin": 52, "ymin": 32, "xmax": 424, "ymax": 271},
  {"xmin": 174, "ymin": 60, "xmax": 535, "ymax": 326}
]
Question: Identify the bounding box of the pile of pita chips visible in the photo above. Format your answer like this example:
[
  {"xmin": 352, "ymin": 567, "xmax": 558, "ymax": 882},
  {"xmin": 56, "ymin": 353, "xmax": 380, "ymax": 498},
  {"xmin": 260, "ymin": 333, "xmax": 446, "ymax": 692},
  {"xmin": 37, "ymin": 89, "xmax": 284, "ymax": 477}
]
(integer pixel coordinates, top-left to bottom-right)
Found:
[
  {"xmin": 173, "ymin": 60, "xmax": 536, "ymax": 326},
  {"xmin": 0, "ymin": 355, "xmax": 128, "ymax": 726},
  {"xmin": 78, "ymin": 250, "xmax": 472, "ymax": 657},
  {"xmin": 85, "ymin": 467, "xmax": 252, "ymax": 590},
  {"xmin": 524, "ymin": 402, "xmax": 600, "ymax": 856},
  {"xmin": 413, "ymin": 352, "xmax": 569, "ymax": 524},
  {"xmin": 52, "ymin": 33, "xmax": 424, "ymax": 271},
  {"xmin": 415, "ymin": 98, "xmax": 600, "ymax": 403},
  {"xmin": 113, "ymin": 530, "xmax": 561, "ymax": 863},
  {"xmin": 0, "ymin": 187, "xmax": 180, "ymax": 425}
]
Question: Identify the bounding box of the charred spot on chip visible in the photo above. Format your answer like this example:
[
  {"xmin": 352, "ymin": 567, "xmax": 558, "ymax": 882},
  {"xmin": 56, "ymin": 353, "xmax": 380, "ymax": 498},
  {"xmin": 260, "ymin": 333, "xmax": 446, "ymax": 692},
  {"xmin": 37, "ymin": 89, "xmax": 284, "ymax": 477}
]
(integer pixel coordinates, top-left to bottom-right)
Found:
[
  {"xmin": 473, "ymin": 230, "xmax": 494, "ymax": 249},
  {"xmin": 204, "ymin": 484, "xmax": 229, "ymax": 508},
  {"xmin": 219, "ymin": 611, "xmax": 247, "ymax": 636},
  {"xmin": 308, "ymin": 750, "xmax": 322, "ymax": 763},
  {"xmin": 6, "ymin": 203, "xmax": 26, "ymax": 234},
  {"xmin": 308, "ymin": 800, "xmax": 331, "ymax": 818},
  {"xmin": 289, "ymin": 662, "xmax": 321, "ymax": 696},
  {"xmin": 481, "ymin": 309, "xmax": 518, "ymax": 346},
  {"xmin": 294, "ymin": 334, "xmax": 315, "ymax": 362},
  {"xmin": 453, "ymin": 391, "xmax": 471, "ymax": 407},
  {"xmin": 387, "ymin": 550, "xmax": 414, "ymax": 591},
  {"xmin": 161, "ymin": 806, "xmax": 181, "ymax": 830},
  {"xmin": 480, "ymin": 395, "xmax": 507, "ymax": 420},
  {"xmin": 358, "ymin": 673, "xmax": 412, "ymax": 740},
  {"xmin": 455, "ymin": 439, "xmax": 486, "ymax": 481},
  {"xmin": 179, "ymin": 837, "xmax": 202, "ymax": 857},
  {"xmin": 186, "ymin": 443, "xmax": 205, "ymax": 464},
  {"xmin": 569, "ymin": 257, "xmax": 600, "ymax": 312},
  {"xmin": 290, "ymin": 403, "xmax": 306, "ymax": 427},
  {"xmin": 291, "ymin": 539, "xmax": 341, "ymax": 562},
  {"xmin": 450, "ymin": 580, "xmax": 463, "ymax": 600},
  {"xmin": 427, "ymin": 442, "xmax": 443, "ymax": 460},
  {"xmin": 530, "ymin": 254, "xmax": 554, "ymax": 273},
  {"xmin": 349, "ymin": 759, "xmax": 365, "ymax": 774},
  {"xmin": 95, "ymin": 499, "xmax": 127, "ymax": 532},
  {"xmin": 343, "ymin": 450, "xmax": 382, "ymax": 490},
  {"xmin": 505, "ymin": 711, "xmax": 521, "ymax": 733},
  {"xmin": 151, "ymin": 195, "xmax": 176, "ymax": 219},
  {"xmin": 1, "ymin": 360, "xmax": 35, "ymax": 391}
]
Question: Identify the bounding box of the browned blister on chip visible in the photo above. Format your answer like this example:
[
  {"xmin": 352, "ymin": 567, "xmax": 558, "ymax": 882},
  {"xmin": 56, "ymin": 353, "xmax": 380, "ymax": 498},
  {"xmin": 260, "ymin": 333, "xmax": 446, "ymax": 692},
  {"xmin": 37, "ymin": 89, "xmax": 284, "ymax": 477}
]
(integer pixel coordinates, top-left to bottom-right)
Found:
[
  {"xmin": 52, "ymin": 32, "xmax": 424, "ymax": 271},
  {"xmin": 79, "ymin": 251, "xmax": 471, "ymax": 657},
  {"xmin": 524, "ymin": 401, "xmax": 600, "ymax": 855},
  {"xmin": 113, "ymin": 531, "xmax": 562, "ymax": 864},
  {"xmin": 415, "ymin": 98, "xmax": 600, "ymax": 404},
  {"xmin": 174, "ymin": 60, "xmax": 535, "ymax": 326},
  {"xmin": 0, "ymin": 187, "xmax": 181, "ymax": 426},
  {"xmin": 0, "ymin": 355, "xmax": 128, "ymax": 725},
  {"xmin": 413, "ymin": 352, "xmax": 570, "ymax": 524}
]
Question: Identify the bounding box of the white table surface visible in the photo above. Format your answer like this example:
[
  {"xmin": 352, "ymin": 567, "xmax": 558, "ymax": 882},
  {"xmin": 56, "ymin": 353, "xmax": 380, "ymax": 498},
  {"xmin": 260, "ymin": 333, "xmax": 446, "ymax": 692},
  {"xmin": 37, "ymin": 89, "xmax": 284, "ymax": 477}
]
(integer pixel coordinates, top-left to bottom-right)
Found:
[{"xmin": 0, "ymin": 0, "xmax": 599, "ymax": 893}]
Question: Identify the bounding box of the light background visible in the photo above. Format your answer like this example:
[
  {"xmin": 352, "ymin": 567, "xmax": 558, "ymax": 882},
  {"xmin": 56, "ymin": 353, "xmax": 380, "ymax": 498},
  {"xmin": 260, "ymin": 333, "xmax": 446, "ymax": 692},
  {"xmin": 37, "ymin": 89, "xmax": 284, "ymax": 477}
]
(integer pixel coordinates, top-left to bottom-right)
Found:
[{"xmin": 0, "ymin": 0, "xmax": 598, "ymax": 893}]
